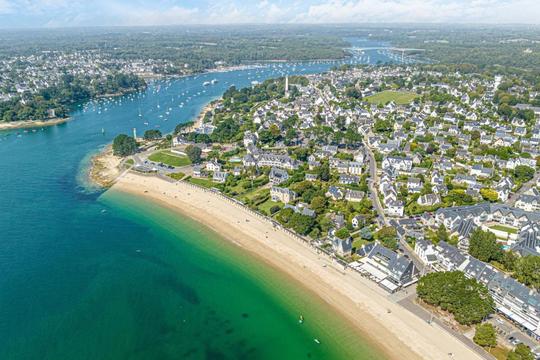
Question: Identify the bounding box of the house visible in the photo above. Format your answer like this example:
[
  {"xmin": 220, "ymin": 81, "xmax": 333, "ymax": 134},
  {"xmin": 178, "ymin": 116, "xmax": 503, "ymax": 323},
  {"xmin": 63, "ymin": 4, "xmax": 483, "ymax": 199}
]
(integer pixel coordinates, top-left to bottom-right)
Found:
[
  {"xmin": 339, "ymin": 175, "xmax": 359, "ymax": 185},
  {"xmin": 270, "ymin": 186, "xmax": 296, "ymax": 204},
  {"xmin": 269, "ymin": 167, "xmax": 289, "ymax": 185},
  {"xmin": 206, "ymin": 161, "xmax": 222, "ymax": 172},
  {"xmin": 348, "ymin": 162, "xmax": 363, "ymax": 175},
  {"xmin": 345, "ymin": 189, "xmax": 364, "ymax": 202},
  {"xmin": 356, "ymin": 242, "xmax": 417, "ymax": 292},
  {"xmin": 413, "ymin": 239, "xmax": 438, "ymax": 265},
  {"xmin": 382, "ymin": 156, "xmax": 413, "ymax": 172},
  {"xmin": 243, "ymin": 131, "xmax": 258, "ymax": 147},
  {"xmin": 326, "ymin": 186, "xmax": 344, "ymax": 201},
  {"xmin": 352, "ymin": 215, "xmax": 366, "ymax": 229},
  {"xmin": 386, "ymin": 200, "xmax": 404, "ymax": 217},
  {"xmin": 212, "ymin": 171, "xmax": 229, "ymax": 183},
  {"xmin": 305, "ymin": 173, "xmax": 318, "ymax": 182},
  {"xmin": 192, "ymin": 165, "xmax": 203, "ymax": 178},
  {"xmin": 257, "ymin": 153, "xmax": 298, "ymax": 170},
  {"xmin": 407, "ymin": 177, "xmax": 423, "ymax": 193},
  {"xmin": 417, "ymin": 194, "xmax": 441, "ymax": 207},
  {"xmin": 331, "ymin": 234, "xmax": 352, "ymax": 256},
  {"xmin": 515, "ymin": 195, "xmax": 540, "ymax": 212},
  {"xmin": 284, "ymin": 203, "xmax": 316, "ymax": 218},
  {"xmin": 470, "ymin": 164, "xmax": 493, "ymax": 178}
]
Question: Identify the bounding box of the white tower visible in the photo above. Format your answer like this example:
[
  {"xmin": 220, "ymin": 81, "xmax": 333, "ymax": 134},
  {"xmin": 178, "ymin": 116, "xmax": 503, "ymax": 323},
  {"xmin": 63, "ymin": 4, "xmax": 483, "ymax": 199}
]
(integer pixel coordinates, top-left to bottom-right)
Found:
[
  {"xmin": 133, "ymin": 127, "xmax": 137, "ymax": 139},
  {"xmin": 285, "ymin": 75, "xmax": 289, "ymax": 98}
]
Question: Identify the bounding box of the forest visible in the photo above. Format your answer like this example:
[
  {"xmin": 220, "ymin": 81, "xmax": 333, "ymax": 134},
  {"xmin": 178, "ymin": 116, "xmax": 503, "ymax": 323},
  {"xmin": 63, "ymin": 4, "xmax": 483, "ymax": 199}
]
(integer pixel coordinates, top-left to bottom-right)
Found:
[{"xmin": 0, "ymin": 26, "xmax": 348, "ymax": 73}]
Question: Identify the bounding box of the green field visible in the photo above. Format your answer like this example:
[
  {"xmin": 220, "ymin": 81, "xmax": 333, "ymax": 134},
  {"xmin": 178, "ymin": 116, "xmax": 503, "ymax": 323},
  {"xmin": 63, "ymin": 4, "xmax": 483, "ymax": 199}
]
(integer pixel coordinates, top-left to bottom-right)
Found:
[
  {"xmin": 489, "ymin": 224, "xmax": 518, "ymax": 234},
  {"xmin": 148, "ymin": 151, "xmax": 191, "ymax": 167},
  {"xmin": 187, "ymin": 177, "xmax": 215, "ymax": 188},
  {"xmin": 257, "ymin": 199, "xmax": 282, "ymax": 215},
  {"xmin": 365, "ymin": 90, "xmax": 419, "ymax": 105},
  {"xmin": 167, "ymin": 172, "xmax": 186, "ymax": 180}
]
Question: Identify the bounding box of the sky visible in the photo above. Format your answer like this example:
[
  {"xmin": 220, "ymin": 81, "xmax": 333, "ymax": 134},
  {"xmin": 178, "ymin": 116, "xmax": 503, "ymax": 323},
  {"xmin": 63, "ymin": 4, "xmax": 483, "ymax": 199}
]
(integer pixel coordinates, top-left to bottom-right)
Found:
[{"xmin": 0, "ymin": 0, "xmax": 539, "ymax": 28}]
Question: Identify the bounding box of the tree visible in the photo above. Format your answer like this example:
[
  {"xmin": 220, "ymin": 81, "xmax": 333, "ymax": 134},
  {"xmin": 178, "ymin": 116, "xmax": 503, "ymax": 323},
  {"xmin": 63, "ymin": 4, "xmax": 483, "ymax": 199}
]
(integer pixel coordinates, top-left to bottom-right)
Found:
[
  {"xmin": 112, "ymin": 134, "xmax": 137, "ymax": 156},
  {"xmin": 473, "ymin": 323, "xmax": 497, "ymax": 348},
  {"xmin": 436, "ymin": 224, "xmax": 449, "ymax": 243},
  {"xmin": 317, "ymin": 163, "xmax": 330, "ymax": 181},
  {"xmin": 374, "ymin": 119, "xmax": 393, "ymax": 134},
  {"xmin": 480, "ymin": 188, "xmax": 499, "ymax": 202},
  {"xmin": 514, "ymin": 256, "xmax": 540, "ymax": 290},
  {"xmin": 335, "ymin": 227, "xmax": 350, "ymax": 240},
  {"xmin": 417, "ymin": 271, "xmax": 494, "ymax": 325},
  {"xmin": 185, "ymin": 145, "xmax": 202, "ymax": 164},
  {"xmin": 143, "ymin": 129, "xmax": 162, "ymax": 140},
  {"xmin": 513, "ymin": 165, "xmax": 535, "ymax": 183},
  {"xmin": 469, "ymin": 229, "xmax": 503, "ymax": 263},
  {"xmin": 174, "ymin": 121, "xmax": 194, "ymax": 134},
  {"xmin": 375, "ymin": 226, "xmax": 398, "ymax": 250},
  {"xmin": 310, "ymin": 196, "xmax": 327, "ymax": 214},
  {"xmin": 507, "ymin": 344, "xmax": 534, "ymax": 360}
]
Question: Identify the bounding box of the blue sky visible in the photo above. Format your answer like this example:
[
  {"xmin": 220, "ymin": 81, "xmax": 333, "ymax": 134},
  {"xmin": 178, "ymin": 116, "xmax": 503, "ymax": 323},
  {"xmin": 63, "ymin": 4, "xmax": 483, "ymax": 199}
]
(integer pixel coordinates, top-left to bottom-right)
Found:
[{"xmin": 0, "ymin": 0, "xmax": 539, "ymax": 28}]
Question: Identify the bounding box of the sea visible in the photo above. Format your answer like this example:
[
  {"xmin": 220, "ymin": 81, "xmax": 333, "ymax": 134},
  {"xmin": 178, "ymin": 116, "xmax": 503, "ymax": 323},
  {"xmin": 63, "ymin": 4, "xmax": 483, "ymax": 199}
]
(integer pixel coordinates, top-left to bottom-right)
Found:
[{"xmin": 0, "ymin": 40, "xmax": 404, "ymax": 359}]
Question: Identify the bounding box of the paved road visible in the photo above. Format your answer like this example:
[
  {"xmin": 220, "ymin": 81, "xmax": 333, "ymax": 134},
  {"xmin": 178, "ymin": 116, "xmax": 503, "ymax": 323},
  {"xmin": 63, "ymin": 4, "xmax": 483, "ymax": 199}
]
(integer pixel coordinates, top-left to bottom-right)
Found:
[
  {"xmin": 363, "ymin": 134, "xmax": 388, "ymax": 226},
  {"xmin": 398, "ymin": 237, "xmax": 426, "ymax": 273},
  {"xmin": 396, "ymin": 292, "xmax": 496, "ymax": 360},
  {"xmin": 507, "ymin": 170, "xmax": 540, "ymax": 206},
  {"xmin": 487, "ymin": 316, "xmax": 540, "ymax": 355}
]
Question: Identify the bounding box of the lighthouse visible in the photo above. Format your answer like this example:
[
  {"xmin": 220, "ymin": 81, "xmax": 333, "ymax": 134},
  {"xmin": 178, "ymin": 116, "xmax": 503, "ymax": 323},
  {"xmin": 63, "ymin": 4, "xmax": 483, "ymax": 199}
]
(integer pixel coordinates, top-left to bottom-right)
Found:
[
  {"xmin": 285, "ymin": 75, "xmax": 290, "ymax": 98},
  {"xmin": 133, "ymin": 127, "xmax": 137, "ymax": 140}
]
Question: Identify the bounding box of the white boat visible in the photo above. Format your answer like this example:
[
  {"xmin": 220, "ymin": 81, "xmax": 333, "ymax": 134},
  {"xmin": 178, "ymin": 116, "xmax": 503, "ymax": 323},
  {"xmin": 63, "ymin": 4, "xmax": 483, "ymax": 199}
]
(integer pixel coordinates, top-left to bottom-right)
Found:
[{"xmin": 203, "ymin": 81, "xmax": 211, "ymax": 86}]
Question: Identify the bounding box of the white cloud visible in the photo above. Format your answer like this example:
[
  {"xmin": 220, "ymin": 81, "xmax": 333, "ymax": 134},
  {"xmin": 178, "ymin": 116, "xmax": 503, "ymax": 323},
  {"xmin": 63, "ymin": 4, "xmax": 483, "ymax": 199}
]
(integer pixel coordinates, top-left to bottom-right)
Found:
[
  {"xmin": 0, "ymin": 0, "xmax": 13, "ymax": 14},
  {"xmin": 112, "ymin": 5, "xmax": 200, "ymax": 26},
  {"xmin": 294, "ymin": 0, "xmax": 540, "ymax": 24},
  {"xmin": 2, "ymin": 0, "xmax": 540, "ymax": 26}
]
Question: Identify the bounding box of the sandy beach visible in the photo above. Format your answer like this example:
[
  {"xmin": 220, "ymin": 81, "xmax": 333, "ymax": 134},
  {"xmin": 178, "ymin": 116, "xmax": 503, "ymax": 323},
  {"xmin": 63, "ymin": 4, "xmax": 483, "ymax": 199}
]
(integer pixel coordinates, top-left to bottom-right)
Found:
[
  {"xmin": 0, "ymin": 117, "xmax": 71, "ymax": 131},
  {"xmin": 111, "ymin": 172, "xmax": 484, "ymax": 360}
]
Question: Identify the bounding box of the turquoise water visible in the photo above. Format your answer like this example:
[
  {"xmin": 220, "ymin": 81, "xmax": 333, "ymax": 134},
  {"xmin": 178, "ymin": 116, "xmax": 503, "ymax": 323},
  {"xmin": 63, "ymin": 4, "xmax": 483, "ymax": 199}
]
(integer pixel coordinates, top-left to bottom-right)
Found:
[{"xmin": 0, "ymin": 47, "xmax": 397, "ymax": 359}]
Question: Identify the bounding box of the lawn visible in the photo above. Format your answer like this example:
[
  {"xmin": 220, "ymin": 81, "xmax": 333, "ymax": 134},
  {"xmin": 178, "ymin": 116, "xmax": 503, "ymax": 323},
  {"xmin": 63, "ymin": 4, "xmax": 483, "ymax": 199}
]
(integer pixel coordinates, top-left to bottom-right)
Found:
[
  {"xmin": 167, "ymin": 172, "xmax": 185, "ymax": 180},
  {"xmin": 187, "ymin": 177, "xmax": 215, "ymax": 188},
  {"xmin": 490, "ymin": 224, "xmax": 518, "ymax": 234},
  {"xmin": 488, "ymin": 346, "xmax": 510, "ymax": 360},
  {"xmin": 257, "ymin": 199, "xmax": 282, "ymax": 215},
  {"xmin": 148, "ymin": 151, "xmax": 191, "ymax": 167},
  {"xmin": 365, "ymin": 90, "xmax": 419, "ymax": 105}
]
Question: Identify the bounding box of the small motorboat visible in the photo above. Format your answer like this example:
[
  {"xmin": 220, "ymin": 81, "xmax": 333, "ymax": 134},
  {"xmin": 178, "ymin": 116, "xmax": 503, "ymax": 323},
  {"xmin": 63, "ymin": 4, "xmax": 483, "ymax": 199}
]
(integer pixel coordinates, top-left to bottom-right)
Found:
[
  {"xmin": 298, "ymin": 315, "xmax": 304, "ymax": 324},
  {"xmin": 314, "ymin": 339, "xmax": 321, "ymax": 344}
]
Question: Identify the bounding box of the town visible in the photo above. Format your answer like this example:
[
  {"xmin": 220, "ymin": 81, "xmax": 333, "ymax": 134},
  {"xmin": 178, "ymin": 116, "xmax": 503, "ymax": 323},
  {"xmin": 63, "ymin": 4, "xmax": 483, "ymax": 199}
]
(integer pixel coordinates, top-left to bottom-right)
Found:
[{"xmin": 116, "ymin": 64, "xmax": 540, "ymax": 359}]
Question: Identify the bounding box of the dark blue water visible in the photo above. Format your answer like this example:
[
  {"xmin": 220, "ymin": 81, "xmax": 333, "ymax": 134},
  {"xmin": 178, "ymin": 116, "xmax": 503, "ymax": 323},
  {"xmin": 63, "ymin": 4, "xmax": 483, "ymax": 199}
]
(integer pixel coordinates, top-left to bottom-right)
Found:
[{"xmin": 0, "ymin": 45, "xmax": 398, "ymax": 359}]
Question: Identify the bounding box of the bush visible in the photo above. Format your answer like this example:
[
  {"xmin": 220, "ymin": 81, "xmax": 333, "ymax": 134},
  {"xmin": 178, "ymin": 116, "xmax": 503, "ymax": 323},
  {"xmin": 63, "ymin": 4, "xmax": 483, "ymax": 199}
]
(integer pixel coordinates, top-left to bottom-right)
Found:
[
  {"xmin": 143, "ymin": 129, "xmax": 162, "ymax": 140},
  {"xmin": 269, "ymin": 205, "xmax": 281, "ymax": 215}
]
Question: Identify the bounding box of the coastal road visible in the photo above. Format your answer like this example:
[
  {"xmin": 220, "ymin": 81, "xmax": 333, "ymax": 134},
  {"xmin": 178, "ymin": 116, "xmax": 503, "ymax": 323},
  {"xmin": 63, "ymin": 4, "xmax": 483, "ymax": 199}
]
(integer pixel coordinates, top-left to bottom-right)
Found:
[{"xmin": 396, "ymin": 292, "xmax": 496, "ymax": 360}]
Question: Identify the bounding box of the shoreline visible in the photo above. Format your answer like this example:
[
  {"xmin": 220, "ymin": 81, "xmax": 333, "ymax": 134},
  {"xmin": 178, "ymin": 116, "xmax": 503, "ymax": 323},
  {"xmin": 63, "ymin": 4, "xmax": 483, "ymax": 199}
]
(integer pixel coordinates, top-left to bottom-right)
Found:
[
  {"xmin": 88, "ymin": 145, "xmax": 124, "ymax": 188},
  {"xmin": 0, "ymin": 117, "xmax": 71, "ymax": 131},
  {"xmin": 111, "ymin": 172, "xmax": 484, "ymax": 360}
]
